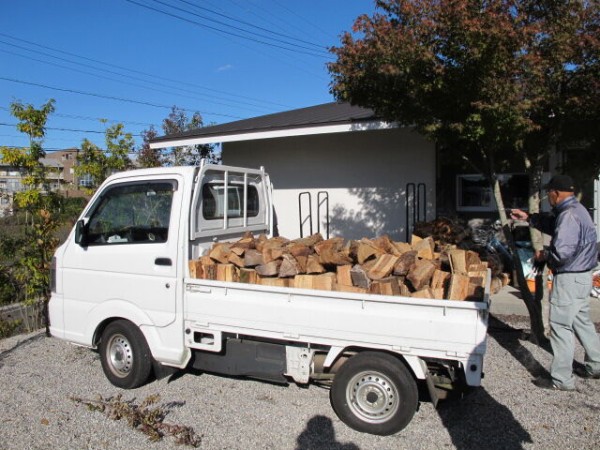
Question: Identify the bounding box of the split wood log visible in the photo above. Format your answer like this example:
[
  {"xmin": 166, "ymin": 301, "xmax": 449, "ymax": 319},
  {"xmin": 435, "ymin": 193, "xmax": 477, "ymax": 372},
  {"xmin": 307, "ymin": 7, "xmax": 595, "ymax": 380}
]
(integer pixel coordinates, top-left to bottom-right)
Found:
[
  {"xmin": 239, "ymin": 268, "xmax": 258, "ymax": 284},
  {"xmin": 305, "ymin": 254, "xmax": 326, "ymax": 274},
  {"xmin": 191, "ymin": 256, "xmax": 216, "ymax": 280},
  {"xmin": 262, "ymin": 246, "xmax": 285, "ymax": 264},
  {"xmin": 287, "ymin": 243, "xmax": 313, "ymax": 258},
  {"xmin": 397, "ymin": 279, "xmax": 411, "ymax": 297},
  {"xmin": 431, "ymin": 269, "xmax": 451, "ymax": 290},
  {"xmin": 411, "ymin": 288, "xmax": 434, "ymax": 299},
  {"xmin": 294, "ymin": 255, "xmax": 308, "ymax": 273},
  {"xmin": 350, "ymin": 264, "xmax": 371, "ymax": 289},
  {"xmin": 370, "ymin": 277, "xmax": 401, "ymax": 296},
  {"xmin": 465, "ymin": 250, "xmax": 482, "ymax": 270},
  {"xmin": 216, "ymin": 264, "xmax": 238, "ymax": 282},
  {"xmin": 314, "ymin": 237, "xmax": 345, "ymax": 254},
  {"xmin": 291, "ymin": 233, "xmax": 324, "ymax": 248},
  {"xmin": 294, "ymin": 273, "xmax": 336, "ymax": 291},
  {"xmin": 255, "ymin": 260, "xmax": 281, "ymax": 277},
  {"xmin": 209, "ymin": 244, "xmax": 231, "ymax": 264},
  {"xmin": 448, "ymin": 249, "xmax": 467, "ymax": 274},
  {"xmin": 336, "ymin": 265, "xmax": 354, "ymax": 287},
  {"xmin": 406, "ymin": 259, "xmax": 436, "ymax": 290},
  {"xmin": 393, "ymin": 251, "xmax": 417, "ymax": 276},
  {"xmin": 279, "ymin": 254, "xmax": 302, "ymax": 278},
  {"xmin": 413, "ymin": 236, "xmax": 435, "ymax": 260},
  {"xmin": 447, "ymin": 273, "xmax": 471, "ymax": 300},
  {"xmin": 371, "ymin": 235, "xmax": 399, "ymax": 255},
  {"xmin": 356, "ymin": 239, "xmax": 385, "ymax": 264},
  {"xmin": 367, "ymin": 254, "xmax": 400, "ymax": 280},
  {"xmin": 432, "ymin": 287, "xmax": 445, "ymax": 300},
  {"xmin": 231, "ymin": 232, "xmax": 256, "ymax": 250},
  {"xmin": 258, "ymin": 276, "xmax": 289, "ymax": 288},
  {"xmin": 188, "ymin": 259, "xmax": 201, "ymax": 278},
  {"xmin": 392, "ymin": 241, "xmax": 413, "ymax": 254},
  {"xmin": 335, "ymin": 284, "xmax": 368, "ymax": 294},
  {"xmin": 244, "ymin": 249, "xmax": 264, "ymax": 267},
  {"xmin": 227, "ymin": 252, "xmax": 246, "ymax": 268}
]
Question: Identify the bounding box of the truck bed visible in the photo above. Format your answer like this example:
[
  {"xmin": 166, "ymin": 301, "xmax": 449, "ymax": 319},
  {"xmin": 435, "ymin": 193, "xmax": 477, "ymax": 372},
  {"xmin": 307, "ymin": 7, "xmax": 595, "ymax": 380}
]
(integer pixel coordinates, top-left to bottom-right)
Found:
[{"xmin": 183, "ymin": 276, "xmax": 490, "ymax": 385}]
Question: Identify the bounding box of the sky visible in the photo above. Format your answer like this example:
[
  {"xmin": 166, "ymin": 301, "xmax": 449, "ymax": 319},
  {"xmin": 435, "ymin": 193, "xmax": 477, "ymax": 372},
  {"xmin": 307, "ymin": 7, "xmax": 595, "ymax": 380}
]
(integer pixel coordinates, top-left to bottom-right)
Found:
[{"xmin": 0, "ymin": 0, "xmax": 375, "ymax": 153}]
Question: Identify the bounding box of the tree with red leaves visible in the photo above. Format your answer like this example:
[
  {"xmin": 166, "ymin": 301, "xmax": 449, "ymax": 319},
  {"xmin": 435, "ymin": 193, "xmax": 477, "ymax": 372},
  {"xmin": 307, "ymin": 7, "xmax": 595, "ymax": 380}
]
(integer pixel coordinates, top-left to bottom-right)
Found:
[{"xmin": 329, "ymin": 0, "xmax": 600, "ymax": 343}]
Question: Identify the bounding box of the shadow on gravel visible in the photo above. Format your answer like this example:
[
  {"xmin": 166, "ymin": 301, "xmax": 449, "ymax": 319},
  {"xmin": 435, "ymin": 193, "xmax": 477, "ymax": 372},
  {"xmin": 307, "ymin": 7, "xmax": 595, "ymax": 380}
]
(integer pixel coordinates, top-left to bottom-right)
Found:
[
  {"xmin": 433, "ymin": 314, "xmax": 552, "ymax": 449},
  {"xmin": 487, "ymin": 314, "xmax": 550, "ymax": 379},
  {"xmin": 295, "ymin": 415, "xmax": 359, "ymax": 450},
  {"xmin": 0, "ymin": 331, "xmax": 45, "ymax": 368},
  {"xmin": 437, "ymin": 387, "xmax": 532, "ymax": 450}
]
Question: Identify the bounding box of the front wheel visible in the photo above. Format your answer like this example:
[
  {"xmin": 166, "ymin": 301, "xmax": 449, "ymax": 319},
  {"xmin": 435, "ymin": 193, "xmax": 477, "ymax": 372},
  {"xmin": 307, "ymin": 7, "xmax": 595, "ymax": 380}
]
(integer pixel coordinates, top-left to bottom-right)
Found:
[
  {"xmin": 330, "ymin": 351, "xmax": 418, "ymax": 435},
  {"xmin": 99, "ymin": 320, "xmax": 153, "ymax": 389}
]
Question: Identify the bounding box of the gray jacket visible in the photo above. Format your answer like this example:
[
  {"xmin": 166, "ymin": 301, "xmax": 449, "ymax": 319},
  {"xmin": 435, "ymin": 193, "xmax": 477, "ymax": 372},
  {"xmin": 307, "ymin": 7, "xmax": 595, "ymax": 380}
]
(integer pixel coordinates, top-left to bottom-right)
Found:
[{"xmin": 532, "ymin": 196, "xmax": 598, "ymax": 273}]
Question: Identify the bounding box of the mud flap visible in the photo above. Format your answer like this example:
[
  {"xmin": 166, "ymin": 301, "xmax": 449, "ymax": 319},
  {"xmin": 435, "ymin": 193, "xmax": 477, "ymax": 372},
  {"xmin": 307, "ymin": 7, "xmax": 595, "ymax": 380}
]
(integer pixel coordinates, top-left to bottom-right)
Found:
[{"xmin": 425, "ymin": 370, "xmax": 440, "ymax": 408}]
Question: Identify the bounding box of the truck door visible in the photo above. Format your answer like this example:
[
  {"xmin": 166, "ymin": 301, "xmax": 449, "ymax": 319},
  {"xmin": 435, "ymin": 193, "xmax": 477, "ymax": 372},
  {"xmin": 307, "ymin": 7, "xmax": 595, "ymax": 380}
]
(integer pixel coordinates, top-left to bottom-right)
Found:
[{"xmin": 62, "ymin": 175, "xmax": 183, "ymax": 334}]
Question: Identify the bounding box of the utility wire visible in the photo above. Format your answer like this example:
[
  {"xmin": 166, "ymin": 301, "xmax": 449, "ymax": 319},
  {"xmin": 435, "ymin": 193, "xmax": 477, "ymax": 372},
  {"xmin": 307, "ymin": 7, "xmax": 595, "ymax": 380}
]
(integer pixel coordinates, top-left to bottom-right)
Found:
[
  {"xmin": 0, "ymin": 32, "xmax": 291, "ymax": 110},
  {"xmin": 125, "ymin": 0, "xmax": 332, "ymax": 59},
  {"xmin": 0, "ymin": 106, "xmax": 152, "ymax": 128},
  {"xmin": 0, "ymin": 76, "xmax": 243, "ymax": 119},
  {"xmin": 0, "ymin": 122, "xmax": 143, "ymax": 137},
  {"xmin": 0, "ymin": 46, "xmax": 269, "ymax": 115},
  {"xmin": 172, "ymin": 0, "xmax": 326, "ymax": 50},
  {"xmin": 146, "ymin": 0, "xmax": 330, "ymax": 56}
]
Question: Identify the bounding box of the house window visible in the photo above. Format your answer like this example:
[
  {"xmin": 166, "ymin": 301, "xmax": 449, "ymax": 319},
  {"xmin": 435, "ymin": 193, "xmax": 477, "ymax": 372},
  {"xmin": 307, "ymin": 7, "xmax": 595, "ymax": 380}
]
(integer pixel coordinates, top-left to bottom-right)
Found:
[
  {"xmin": 456, "ymin": 174, "xmax": 529, "ymax": 212},
  {"xmin": 79, "ymin": 173, "xmax": 93, "ymax": 188}
]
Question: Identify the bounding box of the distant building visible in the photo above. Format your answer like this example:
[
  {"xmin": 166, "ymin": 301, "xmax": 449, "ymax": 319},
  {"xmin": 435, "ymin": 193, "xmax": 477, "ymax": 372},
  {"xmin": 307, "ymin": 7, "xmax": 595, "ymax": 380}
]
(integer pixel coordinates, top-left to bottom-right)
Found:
[{"xmin": 0, "ymin": 148, "xmax": 88, "ymax": 217}]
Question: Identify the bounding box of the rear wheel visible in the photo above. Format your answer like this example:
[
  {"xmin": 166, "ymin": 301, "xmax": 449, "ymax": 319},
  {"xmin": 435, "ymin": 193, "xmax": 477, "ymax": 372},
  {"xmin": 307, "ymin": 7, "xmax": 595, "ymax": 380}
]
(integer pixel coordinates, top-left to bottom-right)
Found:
[
  {"xmin": 99, "ymin": 320, "xmax": 152, "ymax": 389},
  {"xmin": 330, "ymin": 351, "xmax": 418, "ymax": 435}
]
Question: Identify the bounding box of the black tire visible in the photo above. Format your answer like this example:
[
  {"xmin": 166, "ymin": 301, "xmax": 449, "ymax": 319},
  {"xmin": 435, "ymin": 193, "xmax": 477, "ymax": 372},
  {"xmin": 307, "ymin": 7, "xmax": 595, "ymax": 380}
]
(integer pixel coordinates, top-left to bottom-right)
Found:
[
  {"xmin": 330, "ymin": 351, "xmax": 418, "ymax": 435},
  {"xmin": 99, "ymin": 320, "xmax": 153, "ymax": 389}
]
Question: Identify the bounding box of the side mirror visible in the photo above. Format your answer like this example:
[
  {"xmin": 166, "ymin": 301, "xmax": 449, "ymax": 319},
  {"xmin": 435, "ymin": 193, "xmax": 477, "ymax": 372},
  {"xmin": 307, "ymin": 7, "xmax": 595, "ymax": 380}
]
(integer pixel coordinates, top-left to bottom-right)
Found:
[{"xmin": 75, "ymin": 220, "xmax": 88, "ymax": 247}]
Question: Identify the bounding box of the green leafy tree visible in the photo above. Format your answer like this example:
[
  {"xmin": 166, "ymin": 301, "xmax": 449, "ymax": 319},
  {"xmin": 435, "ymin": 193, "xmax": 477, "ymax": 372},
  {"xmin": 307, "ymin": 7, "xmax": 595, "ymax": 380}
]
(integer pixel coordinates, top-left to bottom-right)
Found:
[
  {"xmin": 161, "ymin": 106, "xmax": 219, "ymax": 165},
  {"xmin": 0, "ymin": 100, "xmax": 60, "ymax": 333},
  {"xmin": 1, "ymin": 100, "xmax": 57, "ymax": 211},
  {"xmin": 75, "ymin": 122, "xmax": 134, "ymax": 193},
  {"xmin": 329, "ymin": 0, "xmax": 600, "ymax": 343}
]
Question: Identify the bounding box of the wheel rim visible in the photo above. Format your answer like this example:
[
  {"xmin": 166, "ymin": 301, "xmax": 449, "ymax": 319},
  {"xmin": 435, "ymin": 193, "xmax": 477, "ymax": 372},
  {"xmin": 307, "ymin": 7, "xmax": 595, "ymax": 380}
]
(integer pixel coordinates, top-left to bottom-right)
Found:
[
  {"xmin": 106, "ymin": 333, "xmax": 133, "ymax": 378},
  {"xmin": 346, "ymin": 370, "xmax": 399, "ymax": 424}
]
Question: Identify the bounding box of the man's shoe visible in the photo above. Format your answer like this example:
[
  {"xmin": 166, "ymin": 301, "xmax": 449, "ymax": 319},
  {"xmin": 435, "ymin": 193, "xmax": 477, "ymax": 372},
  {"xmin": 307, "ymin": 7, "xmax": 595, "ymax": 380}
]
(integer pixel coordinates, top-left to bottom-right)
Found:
[
  {"xmin": 533, "ymin": 376, "xmax": 577, "ymax": 391},
  {"xmin": 573, "ymin": 366, "xmax": 600, "ymax": 379}
]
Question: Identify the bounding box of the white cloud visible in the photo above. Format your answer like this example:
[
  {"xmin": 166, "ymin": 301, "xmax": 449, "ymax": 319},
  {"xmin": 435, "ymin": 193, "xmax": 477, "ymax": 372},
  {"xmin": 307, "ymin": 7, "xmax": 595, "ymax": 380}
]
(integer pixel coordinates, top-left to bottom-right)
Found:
[{"xmin": 216, "ymin": 64, "xmax": 233, "ymax": 72}]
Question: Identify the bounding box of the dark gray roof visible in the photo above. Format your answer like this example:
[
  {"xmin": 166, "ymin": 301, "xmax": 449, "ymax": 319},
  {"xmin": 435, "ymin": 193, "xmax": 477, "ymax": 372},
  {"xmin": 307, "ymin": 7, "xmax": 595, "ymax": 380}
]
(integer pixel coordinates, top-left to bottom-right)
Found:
[{"xmin": 150, "ymin": 102, "xmax": 379, "ymax": 144}]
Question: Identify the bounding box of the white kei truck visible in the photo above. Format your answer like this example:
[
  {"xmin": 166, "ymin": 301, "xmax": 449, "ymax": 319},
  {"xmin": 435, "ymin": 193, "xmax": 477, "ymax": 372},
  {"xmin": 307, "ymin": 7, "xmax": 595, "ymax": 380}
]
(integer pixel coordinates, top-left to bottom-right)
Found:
[{"xmin": 49, "ymin": 162, "xmax": 490, "ymax": 436}]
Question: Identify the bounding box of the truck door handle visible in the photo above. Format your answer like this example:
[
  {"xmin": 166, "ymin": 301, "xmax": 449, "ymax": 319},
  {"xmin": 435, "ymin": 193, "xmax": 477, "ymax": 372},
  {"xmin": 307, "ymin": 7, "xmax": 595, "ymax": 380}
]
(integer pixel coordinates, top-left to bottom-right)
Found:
[{"xmin": 155, "ymin": 257, "xmax": 172, "ymax": 266}]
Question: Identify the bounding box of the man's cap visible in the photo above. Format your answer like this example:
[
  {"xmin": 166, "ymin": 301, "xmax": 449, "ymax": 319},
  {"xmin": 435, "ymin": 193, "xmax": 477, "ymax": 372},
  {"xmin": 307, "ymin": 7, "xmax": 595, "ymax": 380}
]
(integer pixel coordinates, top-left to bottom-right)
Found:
[{"xmin": 544, "ymin": 174, "xmax": 575, "ymax": 192}]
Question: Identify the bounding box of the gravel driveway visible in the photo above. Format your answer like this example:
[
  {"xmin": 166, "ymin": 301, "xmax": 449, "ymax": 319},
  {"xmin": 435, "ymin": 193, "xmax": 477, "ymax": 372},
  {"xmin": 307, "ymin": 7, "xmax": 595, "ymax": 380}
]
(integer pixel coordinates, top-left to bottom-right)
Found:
[{"xmin": 1, "ymin": 315, "xmax": 599, "ymax": 450}]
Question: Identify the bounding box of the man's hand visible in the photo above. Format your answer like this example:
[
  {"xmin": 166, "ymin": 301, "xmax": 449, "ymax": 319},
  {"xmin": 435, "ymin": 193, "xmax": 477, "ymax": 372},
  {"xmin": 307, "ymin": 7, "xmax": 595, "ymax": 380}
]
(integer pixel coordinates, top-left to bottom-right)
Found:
[{"xmin": 510, "ymin": 209, "xmax": 529, "ymax": 221}]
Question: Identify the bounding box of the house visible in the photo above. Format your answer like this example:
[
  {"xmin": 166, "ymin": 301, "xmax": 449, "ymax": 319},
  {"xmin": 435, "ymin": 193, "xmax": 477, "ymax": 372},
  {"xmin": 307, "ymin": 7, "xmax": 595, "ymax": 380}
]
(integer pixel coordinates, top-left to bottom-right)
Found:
[
  {"xmin": 150, "ymin": 102, "xmax": 436, "ymax": 241},
  {"xmin": 150, "ymin": 102, "xmax": 600, "ymax": 239}
]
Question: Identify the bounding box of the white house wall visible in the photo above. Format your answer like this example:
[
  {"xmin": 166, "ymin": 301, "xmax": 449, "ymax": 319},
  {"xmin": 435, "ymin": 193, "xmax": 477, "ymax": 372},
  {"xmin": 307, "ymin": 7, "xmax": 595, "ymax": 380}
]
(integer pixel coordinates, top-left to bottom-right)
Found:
[{"xmin": 222, "ymin": 128, "xmax": 435, "ymax": 242}]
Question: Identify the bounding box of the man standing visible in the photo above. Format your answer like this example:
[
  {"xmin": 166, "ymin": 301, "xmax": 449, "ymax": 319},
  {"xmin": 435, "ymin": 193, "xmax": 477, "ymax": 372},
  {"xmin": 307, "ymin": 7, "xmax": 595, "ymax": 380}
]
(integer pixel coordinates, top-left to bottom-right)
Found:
[{"xmin": 511, "ymin": 174, "xmax": 600, "ymax": 390}]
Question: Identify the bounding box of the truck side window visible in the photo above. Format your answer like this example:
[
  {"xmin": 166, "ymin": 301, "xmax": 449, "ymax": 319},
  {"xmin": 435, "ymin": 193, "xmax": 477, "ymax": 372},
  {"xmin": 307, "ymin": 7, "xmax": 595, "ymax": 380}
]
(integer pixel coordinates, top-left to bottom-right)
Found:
[
  {"xmin": 85, "ymin": 181, "xmax": 176, "ymax": 245},
  {"xmin": 202, "ymin": 183, "xmax": 259, "ymax": 220}
]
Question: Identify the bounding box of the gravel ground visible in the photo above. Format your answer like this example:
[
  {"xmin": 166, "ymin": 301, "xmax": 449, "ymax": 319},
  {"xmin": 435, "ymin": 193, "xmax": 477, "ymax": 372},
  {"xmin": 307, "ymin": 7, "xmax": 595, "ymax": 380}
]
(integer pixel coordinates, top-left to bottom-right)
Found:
[{"xmin": 1, "ymin": 315, "xmax": 599, "ymax": 450}]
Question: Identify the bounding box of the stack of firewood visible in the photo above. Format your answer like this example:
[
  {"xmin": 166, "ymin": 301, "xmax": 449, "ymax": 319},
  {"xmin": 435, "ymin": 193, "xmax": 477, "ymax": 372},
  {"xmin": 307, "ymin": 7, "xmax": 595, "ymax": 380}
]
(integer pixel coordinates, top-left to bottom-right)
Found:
[{"xmin": 188, "ymin": 232, "xmax": 507, "ymax": 301}]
